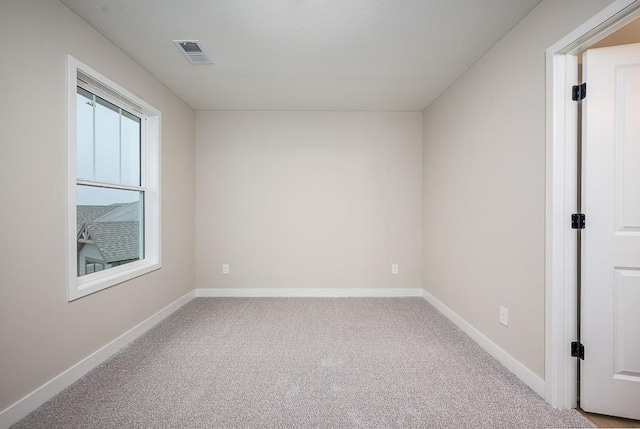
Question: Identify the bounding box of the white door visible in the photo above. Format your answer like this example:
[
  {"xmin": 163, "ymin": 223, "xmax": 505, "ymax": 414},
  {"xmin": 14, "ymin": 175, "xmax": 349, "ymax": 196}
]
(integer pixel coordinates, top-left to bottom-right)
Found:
[{"xmin": 581, "ymin": 42, "xmax": 640, "ymax": 420}]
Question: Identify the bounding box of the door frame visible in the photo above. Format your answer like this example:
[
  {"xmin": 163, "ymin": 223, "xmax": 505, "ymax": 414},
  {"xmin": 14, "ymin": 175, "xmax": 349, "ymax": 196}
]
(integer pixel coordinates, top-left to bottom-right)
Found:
[{"xmin": 545, "ymin": 0, "xmax": 640, "ymax": 410}]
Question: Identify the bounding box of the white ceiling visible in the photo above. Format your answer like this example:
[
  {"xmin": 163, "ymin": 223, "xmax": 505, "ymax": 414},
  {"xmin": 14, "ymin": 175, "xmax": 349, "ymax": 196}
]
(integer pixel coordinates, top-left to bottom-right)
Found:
[{"xmin": 60, "ymin": 0, "xmax": 542, "ymax": 111}]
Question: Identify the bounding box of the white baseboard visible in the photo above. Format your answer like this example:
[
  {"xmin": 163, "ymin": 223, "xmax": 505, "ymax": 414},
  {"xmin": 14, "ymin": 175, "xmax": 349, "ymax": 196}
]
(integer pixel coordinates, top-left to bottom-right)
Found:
[
  {"xmin": 421, "ymin": 289, "xmax": 545, "ymax": 397},
  {"xmin": 0, "ymin": 290, "xmax": 195, "ymax": 429},
  {"xmin": 195, "ymin": 287, "xmax": 424, "ymax": 298}
]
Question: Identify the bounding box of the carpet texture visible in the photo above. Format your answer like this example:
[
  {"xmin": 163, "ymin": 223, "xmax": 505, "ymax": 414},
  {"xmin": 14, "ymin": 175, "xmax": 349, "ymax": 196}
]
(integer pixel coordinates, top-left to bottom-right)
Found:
[{"xmin": 12, "ymin": 298, "xmax": 595, "ymax": 428}]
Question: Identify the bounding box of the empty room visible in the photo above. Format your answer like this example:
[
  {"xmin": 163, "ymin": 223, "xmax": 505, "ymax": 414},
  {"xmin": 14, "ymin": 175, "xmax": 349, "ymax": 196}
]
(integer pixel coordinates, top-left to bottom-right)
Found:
[{"xmin": 1, "ymin": 0, "xmax": 640, "ymax": 427}]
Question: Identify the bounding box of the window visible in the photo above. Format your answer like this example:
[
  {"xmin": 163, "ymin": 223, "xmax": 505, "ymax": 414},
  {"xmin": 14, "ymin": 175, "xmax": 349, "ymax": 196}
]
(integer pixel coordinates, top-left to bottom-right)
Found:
[
  {"xmin": 68, "ymin": 55, "xmax": 161, "ymax": 301},
  {"xmin": 85, "ymin": 261, "xmax": 105, "ymax": 275}
]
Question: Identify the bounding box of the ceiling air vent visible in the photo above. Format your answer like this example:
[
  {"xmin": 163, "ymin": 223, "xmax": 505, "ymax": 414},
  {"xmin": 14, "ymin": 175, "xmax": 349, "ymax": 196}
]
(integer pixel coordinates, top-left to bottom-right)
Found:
[{"xmin": 173, "ymin": 40, "xmax": 213, "ymax": 64}]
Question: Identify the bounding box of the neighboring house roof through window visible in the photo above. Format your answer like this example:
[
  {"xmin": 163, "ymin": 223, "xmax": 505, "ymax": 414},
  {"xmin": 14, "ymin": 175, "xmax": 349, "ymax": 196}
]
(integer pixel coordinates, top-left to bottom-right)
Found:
[{"xmin": 77, "ymin": 202, "xmax": 141, "ymax": 264}]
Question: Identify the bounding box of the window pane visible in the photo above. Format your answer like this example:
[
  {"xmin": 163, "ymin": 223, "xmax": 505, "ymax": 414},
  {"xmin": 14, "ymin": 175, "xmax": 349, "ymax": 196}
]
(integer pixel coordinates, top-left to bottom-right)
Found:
[
  {"xmin": 85, "ymin": 262, "xmax": 104, "ymax": 274},
  {"xmin": 76, "ymin": 185, "xmax": 144, "ymax": 277},
  {"xmin": 76, "ymin": 87, "xmax": 94, "ymax": 180},
  {"xmin": 121, "ymin": 110, "xmax": 141, "ymax": 186},
  {"xmin": 95, "ymin": 97, "xmax": 120, "ymax": 184}
]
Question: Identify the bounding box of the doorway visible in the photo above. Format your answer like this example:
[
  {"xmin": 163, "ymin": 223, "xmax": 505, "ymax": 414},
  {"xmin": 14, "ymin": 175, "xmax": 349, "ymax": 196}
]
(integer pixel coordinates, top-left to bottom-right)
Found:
[{"xmin": 545, "ymin": 0, "xmax": 640, "ymax": 420}]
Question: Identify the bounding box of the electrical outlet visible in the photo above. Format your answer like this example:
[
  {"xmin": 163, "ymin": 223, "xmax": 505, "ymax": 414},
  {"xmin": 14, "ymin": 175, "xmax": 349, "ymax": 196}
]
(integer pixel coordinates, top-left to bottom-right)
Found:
[
  {"xmin": 391, "ymin": 264, "xmax": 399, "ymax": 275},
  {"xmin": 222, "ymin": 264, "xmax": 230, "ymax": 275},
  {"xmin": 499, "ymin": 306, "xmax": 508, "ymax": 327}
]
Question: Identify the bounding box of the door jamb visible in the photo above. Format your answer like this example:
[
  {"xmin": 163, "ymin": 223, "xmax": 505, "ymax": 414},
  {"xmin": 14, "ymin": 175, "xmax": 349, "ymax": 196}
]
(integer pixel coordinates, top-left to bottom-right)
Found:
[{"xmin": 545, "ymin": 0, "xmax": 640, "ymax": 410}]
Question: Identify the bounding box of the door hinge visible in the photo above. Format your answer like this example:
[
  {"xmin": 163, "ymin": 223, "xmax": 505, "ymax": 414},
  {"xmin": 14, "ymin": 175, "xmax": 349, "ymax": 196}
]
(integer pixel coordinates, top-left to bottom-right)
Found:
[
  {"xmin": 572, "ymin": 83, "xmax": 586, "ymax": 101},
  {"xmin": 571, "ymin": 341, "xmax": 585, "ymax": 360},
  {"xmin": 571, "ymin": 213, "xmax": 585, "ymax": 229}
]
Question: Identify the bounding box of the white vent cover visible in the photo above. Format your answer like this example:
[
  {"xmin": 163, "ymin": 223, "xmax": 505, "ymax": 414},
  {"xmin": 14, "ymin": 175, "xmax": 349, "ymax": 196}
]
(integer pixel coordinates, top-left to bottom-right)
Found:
[{"xmin": 173, "ymin": 40, "xmax": 213, "ymax": 64}]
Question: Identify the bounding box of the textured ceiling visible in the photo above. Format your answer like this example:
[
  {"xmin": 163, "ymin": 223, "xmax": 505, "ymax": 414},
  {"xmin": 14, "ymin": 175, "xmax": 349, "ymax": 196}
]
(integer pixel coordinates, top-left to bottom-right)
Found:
[{"xmin": 60, "ymin": 0, "xmax": 542, "ymax": 111}]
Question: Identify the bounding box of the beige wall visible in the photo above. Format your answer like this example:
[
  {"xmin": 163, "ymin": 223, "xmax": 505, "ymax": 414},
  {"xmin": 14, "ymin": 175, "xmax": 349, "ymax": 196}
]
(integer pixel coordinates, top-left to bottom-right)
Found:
[
  {"xmin": 0, "ymin": 0, "xmax": 195, "ymax": 411},
  {"xmin": 421, "ymin": 0, "xmax": 613, "ymax": 378},
  {"xmin": 196, "ymin": 111, "xmax": 422, "ymax": 290},
  {"xmin": 579, "ymin": 16, "xmax": 640, "ymax": 63},
  {"xmin": 592, "ymin": 15, "xmax": 640, "ymax": 49}
]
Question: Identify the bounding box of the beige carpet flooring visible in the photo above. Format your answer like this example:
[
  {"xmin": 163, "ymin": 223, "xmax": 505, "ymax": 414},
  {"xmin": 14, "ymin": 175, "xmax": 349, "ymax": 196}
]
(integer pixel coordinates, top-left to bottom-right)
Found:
[{"xmin": 12, "ymin": 298, "xmax": 595, "ymax": 428}]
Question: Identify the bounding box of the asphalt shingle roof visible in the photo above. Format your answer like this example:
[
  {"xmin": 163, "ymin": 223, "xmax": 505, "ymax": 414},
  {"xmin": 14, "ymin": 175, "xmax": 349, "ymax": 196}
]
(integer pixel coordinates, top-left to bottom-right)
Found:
[
  {"xmin": 77, "ymin": 202, "xmax": 142, "ymax": 263},
  {"xmin": 86, "ymin": 221, "xmax": 140, "ymax": 263},
  {"xmin": 94, "ymin": 202, "xmax": 142, "ymax": 223},
  {"xmin": 76, "ymin": 205, "xmax": 117, "ymax": 234}
]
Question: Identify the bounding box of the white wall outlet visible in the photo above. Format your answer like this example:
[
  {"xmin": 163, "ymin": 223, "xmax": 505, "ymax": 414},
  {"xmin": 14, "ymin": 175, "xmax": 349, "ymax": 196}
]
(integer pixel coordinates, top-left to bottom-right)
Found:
[
  {"xmin": 391, "ymin": 264, "xmax": 399, "ymax": 275},
  {"xmin": 222, "ymin": 264, "xmax": 230, "ymax": 275},
  {"xmin": 499, "ymin": 306, "xmax": 508, "ymax": 327}
]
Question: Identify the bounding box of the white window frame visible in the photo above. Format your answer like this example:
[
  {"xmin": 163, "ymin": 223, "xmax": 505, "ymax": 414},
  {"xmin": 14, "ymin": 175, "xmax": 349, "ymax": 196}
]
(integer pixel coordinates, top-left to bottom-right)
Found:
[{"xmin": 67, "ymin": 55, "xmax": 162, "ymax": 301}]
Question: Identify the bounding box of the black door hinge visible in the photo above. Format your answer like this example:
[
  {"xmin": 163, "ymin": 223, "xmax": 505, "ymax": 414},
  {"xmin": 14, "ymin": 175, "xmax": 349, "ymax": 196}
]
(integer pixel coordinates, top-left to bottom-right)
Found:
[
  {"xmin": 572, "ymin": 83, "xmax": 587, "ymax": 101},
  {"xmin": 571, "ymin": 213, "xmax": 585, "ymax": 229},
  {"xmin": 571, "ymin": 341, "xmax": 585, "ymax": 360}
]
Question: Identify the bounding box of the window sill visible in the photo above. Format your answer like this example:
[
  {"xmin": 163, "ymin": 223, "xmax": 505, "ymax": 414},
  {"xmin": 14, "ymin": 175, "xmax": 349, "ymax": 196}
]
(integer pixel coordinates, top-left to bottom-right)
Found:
[{"xmin": 69, "ymin": 259, "xmax": 161, "ymax": 301}]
